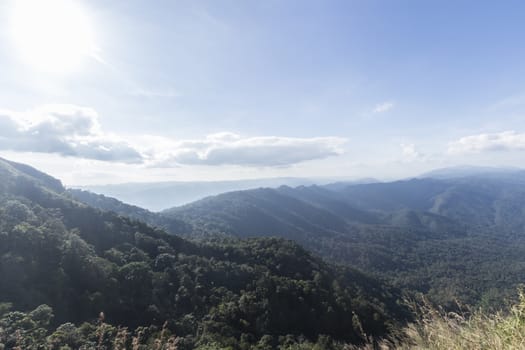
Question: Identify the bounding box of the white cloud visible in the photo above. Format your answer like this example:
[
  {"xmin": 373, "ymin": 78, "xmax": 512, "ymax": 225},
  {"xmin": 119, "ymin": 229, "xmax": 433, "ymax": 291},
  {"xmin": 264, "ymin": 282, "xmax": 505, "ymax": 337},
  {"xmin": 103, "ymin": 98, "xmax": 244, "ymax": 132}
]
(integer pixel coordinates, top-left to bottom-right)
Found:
[
  {"xmin": 401, "ymin": 143, "xmax": 419, "ymax": 158},
  {"xmin": 0, "ymin": 105, "xmax": 347, "ymax": 168},
  {"xmin": 152, "ymin": 133, "xmax": 347, "ymax": 167},
  {"xmin": 373, "ymin": 101, "xmax": 394, "ymax": 113},
  {"xmin": 0, "ymin": 104, "xmax": 143, "ymax": 163},
  {"xmin": 400, "ymin": 143, "xmax": 424, "ymax": 162},
  {"xmin": 448, "ymin": 131, "xmax": 525, "ymax": 154}
]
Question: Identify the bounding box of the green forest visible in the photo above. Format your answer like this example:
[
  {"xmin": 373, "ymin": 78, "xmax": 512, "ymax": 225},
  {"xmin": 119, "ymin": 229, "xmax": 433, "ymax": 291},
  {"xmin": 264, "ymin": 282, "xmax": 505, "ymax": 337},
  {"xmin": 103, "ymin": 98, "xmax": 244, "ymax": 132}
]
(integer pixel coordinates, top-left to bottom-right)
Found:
[
  {"xmin": 3, "ymin": 0, "xmax": 525, "ymax": 347},
  {"xmin": 0, "ymin": 158, "xmax": 407, "ymax": 349},
  {"xmin": 4, "ymin": 157, "xmax": 525, "ymax": 349},
  {"xmin": 73, "ymin": 174, "xmax": 525, "ymax": 310}
]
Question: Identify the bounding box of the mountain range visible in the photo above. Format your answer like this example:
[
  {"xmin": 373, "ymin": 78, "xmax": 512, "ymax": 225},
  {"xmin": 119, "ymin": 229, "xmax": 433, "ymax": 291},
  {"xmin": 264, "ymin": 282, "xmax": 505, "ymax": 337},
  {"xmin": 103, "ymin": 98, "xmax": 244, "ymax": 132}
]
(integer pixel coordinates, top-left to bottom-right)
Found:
[
  {"xmin": 71, "ymin": 166, "xmax": 525, "ymax": 309},
  {"xmin": 5, "ymin": 155, "xmax": 525, "ymax": 347},
  {"xmin": 77, "ymin": 177, "xmax": 379, "ymax": 211},
  {"xmin": 0, "ymin": 157, "xmax": 406, "ymax": 349}
]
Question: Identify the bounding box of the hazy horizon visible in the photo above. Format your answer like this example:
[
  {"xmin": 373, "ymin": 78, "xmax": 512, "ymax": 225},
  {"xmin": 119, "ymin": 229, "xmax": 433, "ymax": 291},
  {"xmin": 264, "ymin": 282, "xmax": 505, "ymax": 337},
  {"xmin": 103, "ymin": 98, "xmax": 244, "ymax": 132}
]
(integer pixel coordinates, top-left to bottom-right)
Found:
[
  {"xmin": 70, "ymin": 164, "xmax": 522, "ymax": 211},
  {"xmin": 3, "ymin": 2, "xmax": 525, "ymax": 347}
]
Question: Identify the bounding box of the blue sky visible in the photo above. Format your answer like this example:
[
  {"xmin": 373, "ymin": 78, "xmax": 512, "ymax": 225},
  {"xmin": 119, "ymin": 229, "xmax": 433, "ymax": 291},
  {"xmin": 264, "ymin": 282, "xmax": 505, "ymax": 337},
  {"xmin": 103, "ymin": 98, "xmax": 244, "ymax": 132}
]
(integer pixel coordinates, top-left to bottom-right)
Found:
[{"xmin": 1, "ymin": 0, "xmax": 525, "ymax": 184}]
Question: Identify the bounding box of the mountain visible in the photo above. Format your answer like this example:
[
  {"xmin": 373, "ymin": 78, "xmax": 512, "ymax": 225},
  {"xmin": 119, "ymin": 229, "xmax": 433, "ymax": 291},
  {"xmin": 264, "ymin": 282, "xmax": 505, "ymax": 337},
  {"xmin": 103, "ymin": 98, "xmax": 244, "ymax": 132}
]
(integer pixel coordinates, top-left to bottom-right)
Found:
[
  {"xmin": 76, "ymin": 178, "xmax": 318, "ymax": 211},
  {"xmin": 419, "ymin": 165, "xmax": 523, "ymax": 180},
  {"xmin": 77, "ymin": 177, "xmax": 379, "ymax": 211},
  {"xmin": 0, "ymin": 157, "xmax": 406, "ymax": 349},
  {"xmin": 159, "ymin": 176, "xmax": 525, "ymax": 308},
  {"xmin": 339, "ymin": 176, "xmax": 525, "ymax": 230},
  {"xmin": 68, "ymin": 169, "xmax": 525, "ymax": 307},
  {"xmin": 67, "ymin": 188, "xmax": 192, "ymax": 235},
  {"xmin": 162, "ymin": 181, "xmax": 467, "ymax": 239}
]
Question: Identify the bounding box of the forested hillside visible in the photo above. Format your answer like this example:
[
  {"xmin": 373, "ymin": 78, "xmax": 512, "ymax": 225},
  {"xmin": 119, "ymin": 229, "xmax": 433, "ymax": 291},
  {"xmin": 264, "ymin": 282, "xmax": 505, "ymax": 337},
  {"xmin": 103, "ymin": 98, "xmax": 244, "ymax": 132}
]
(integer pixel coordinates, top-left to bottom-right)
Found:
[
  {"xmin": 0, "ymin": 158, "xmax": 407, "ymax": 349},
  {"xmin": 156, "ymin": 175, "xmax": 525, "ymax": 308}
]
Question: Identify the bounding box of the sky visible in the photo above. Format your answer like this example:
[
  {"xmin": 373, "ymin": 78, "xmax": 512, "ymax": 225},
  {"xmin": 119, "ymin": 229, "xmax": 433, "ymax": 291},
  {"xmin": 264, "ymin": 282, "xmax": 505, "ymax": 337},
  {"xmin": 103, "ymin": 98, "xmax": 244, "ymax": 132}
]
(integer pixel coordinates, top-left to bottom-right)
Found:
[{"xmin": 1, "ymin": 0, "xmax": 525, "ymax": 185}]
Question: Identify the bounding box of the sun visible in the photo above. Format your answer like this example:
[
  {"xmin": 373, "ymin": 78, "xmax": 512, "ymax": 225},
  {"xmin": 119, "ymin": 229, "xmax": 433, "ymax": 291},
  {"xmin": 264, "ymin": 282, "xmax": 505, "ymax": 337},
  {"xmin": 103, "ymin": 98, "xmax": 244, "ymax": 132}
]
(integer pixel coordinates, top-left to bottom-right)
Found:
[{"xmin": 9, "ymin": 0, "xmax": 96, "ymax": 74}]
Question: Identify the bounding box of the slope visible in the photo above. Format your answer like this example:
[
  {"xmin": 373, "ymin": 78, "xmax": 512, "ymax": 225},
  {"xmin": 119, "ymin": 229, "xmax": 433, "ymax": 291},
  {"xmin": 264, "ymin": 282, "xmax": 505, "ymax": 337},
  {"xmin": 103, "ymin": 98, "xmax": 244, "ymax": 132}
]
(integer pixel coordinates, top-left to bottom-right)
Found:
[
  {"xmin": 160, "ymin": 176, "xmax": 525, "ymax": 308},
  {"xmin": 0, "ymin": 158, "xmax": 407, "ymax": 349}
]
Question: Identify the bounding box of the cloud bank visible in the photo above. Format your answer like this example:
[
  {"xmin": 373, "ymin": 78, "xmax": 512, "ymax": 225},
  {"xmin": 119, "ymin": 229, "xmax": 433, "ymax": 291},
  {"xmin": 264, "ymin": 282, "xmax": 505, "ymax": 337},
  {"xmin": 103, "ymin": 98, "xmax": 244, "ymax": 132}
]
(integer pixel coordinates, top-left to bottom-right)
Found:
[
  {"xmin": 0, "ymin": 105, "xmax": 346, "ymax": 168},
  {"xmin": 448, "ymin": 131, "xmax": 525, "ymax": 154},
  {"xmin": 0, "ymin": 105, "xmax": 142, "ymax": 163},
  {"xmin": 153, "ymin": 132, "xmax": 346, "ymax": 167}
]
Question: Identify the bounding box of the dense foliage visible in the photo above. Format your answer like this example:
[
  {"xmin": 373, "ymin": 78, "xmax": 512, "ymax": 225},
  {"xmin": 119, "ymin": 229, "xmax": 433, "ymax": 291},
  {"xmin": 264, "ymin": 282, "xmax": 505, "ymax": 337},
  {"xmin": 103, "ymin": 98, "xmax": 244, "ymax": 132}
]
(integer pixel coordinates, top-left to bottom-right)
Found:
[
  {"xmin": 0, "ymin": 158, "xmax": 407, "ymax": 349},
  {"xmin": 154, "ymin": 177, "xmax": 525, "ymax": 309}
]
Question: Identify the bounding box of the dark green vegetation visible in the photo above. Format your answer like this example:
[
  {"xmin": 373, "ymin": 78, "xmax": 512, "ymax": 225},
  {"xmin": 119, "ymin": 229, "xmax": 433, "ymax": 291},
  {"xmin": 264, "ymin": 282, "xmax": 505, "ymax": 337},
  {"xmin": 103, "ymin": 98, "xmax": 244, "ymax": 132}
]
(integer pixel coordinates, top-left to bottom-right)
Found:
[
  {"xmin": 149, "ymin": 172, "xmax": 525, "ymax": 309},
  {"xmin": 0, "ymin": 158, "xmax": 407, "ymax": 349}
]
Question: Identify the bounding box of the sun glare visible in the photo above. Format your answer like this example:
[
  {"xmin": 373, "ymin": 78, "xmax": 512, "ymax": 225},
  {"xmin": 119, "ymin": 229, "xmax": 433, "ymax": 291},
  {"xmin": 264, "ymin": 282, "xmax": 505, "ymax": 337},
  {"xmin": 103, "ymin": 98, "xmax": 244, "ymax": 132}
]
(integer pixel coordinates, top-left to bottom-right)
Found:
[{"xmin": 9, "ymin": 0, "xmax": 96, "ymax": 74}]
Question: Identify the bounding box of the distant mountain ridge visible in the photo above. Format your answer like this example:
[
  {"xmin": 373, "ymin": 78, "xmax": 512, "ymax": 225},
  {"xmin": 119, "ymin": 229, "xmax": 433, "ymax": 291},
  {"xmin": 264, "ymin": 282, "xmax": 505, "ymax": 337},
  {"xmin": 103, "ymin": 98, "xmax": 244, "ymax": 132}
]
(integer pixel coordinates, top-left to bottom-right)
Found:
[
  {"xmin": 76, "ymin": 165, "xmax": 525, "ymax": 212},
  {"xmin": 77, "ymin": 177, "xmax": 378, "ymax": 211},
  {"xmin": 419, "ymin": 165, "xmax": 523, "ymax": 180},
  {"xmin": 158, "ymin": 173, "xmax": 525, "ymax": 307},
  {"xmin": 69, "ymin": 166, "xmax": 525, "ymax": 308}
]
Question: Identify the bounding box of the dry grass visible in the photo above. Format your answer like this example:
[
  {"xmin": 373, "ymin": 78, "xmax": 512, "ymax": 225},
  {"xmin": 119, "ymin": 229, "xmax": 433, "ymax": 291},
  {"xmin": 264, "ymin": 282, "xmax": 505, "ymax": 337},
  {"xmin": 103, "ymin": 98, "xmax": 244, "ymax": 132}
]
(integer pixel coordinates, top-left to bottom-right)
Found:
[
  {"xmin": 375, "ymin": 289, "xmax": 525, "ymax": 350},
  {"xmin": 94, "ymin": 313, "xmax": 180, "ymax": 350}
]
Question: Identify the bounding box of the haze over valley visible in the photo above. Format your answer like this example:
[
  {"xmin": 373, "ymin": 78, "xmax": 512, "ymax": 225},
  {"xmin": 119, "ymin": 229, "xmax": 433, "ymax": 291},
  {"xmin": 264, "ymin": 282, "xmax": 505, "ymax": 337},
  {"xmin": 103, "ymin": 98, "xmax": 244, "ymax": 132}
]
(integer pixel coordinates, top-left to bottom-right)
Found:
[{"xmin": 1, "ymin": 0, "xmax": 525, "ymax": 348}]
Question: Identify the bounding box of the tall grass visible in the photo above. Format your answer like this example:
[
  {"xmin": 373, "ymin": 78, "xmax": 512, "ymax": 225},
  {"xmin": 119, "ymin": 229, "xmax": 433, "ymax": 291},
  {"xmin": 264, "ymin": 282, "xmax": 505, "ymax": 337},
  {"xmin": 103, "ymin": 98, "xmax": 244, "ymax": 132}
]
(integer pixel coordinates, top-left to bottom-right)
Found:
[{"xmin": 390, "ymin": 290, "xmax": 525, "ymax": 349}]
